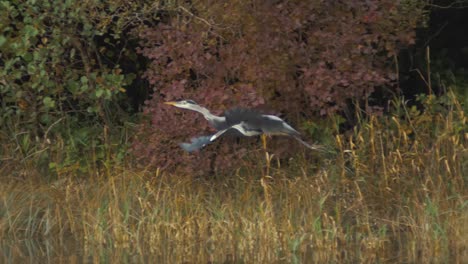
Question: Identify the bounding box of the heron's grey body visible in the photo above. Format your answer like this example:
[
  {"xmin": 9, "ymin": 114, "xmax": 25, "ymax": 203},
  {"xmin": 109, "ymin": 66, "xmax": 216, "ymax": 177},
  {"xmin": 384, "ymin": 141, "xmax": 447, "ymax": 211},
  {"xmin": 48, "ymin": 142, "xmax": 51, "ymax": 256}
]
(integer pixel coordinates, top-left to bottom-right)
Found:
[
  {"xmin": 226, "ymin": 108, "xmax": 300, "ymax": 136},
  {"xmin": 164, "ymin": 100, "xmax": 316, "ymax": 152}
]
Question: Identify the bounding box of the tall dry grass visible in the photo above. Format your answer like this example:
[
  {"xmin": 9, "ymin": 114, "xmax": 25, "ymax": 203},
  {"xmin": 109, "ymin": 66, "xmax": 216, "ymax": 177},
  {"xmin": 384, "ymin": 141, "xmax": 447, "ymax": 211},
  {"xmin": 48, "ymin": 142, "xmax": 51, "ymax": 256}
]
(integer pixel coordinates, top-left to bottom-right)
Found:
[{"xmin": 0, "ymin": 94, "xmax": 467, "ymax": 263}]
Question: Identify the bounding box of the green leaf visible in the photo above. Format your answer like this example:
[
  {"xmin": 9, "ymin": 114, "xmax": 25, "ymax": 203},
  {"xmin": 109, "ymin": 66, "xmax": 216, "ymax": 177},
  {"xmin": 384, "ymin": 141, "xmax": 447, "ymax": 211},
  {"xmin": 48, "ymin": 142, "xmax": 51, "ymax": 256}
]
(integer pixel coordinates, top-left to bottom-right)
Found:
[
  {"xmin": 43, "ymin": 96, "xmax": 55, "ymax": 109},
  {"xmin": 96, "ymin": 88, "xmax": 104, "ymax": 98},
  {"xmin": 0, "ymin": 35, "xmax": 6, "ymax": 47},
  {"xmin": 87, "ymin": 106, "xmax": 98, "ymax": 113},
  {"xmin": 23, "ymin": 52, "xmax": 33, "ymax": 62},
  {"xmin": 15, "ymin": 90, "xmax": 23, "ymax": 98},
  {"xmin": 67, "ymin": 80, "xmax": 79, "ymax": 94},
  {"xmin": 39, "ymin": 113, "xmax": 51, "ymax": 124},
  {"xmin": 24, "ymin": 25, "xmax": 39, "ymax": 38},
  {"xmin": 27, "ymin": 63, "xmax": 37, "ymax": 74},
  {"xmin": 49, "ymin": 162, "xmax": 57, "ymax": 169},
  {"xmin": 104, "ymin": 89, "xmax": 112, "ymax": 99}
]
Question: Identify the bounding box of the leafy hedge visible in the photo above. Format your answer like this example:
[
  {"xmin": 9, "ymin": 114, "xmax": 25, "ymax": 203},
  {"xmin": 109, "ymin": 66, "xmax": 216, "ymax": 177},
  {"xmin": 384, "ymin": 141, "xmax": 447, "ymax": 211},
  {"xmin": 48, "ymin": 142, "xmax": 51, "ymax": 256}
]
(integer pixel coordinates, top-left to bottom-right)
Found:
[
  {"xmin": 0, "ymin": 0, "xmax": 430, "ymax": 174},
  {"xmin": 0, "ymin": 0, "xmax": 160, "ymax": 136},
  {"xmin": 0, "ymin": 0, "xmax": 168, "ymax": 173}
]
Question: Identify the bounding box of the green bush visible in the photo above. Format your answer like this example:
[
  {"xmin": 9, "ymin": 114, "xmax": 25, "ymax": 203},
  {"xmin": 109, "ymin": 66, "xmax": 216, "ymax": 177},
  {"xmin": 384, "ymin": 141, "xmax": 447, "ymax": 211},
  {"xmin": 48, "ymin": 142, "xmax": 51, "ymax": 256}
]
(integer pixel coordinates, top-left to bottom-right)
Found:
[
  {"xmin": 0, "ymin": 0, "xmax": 162, "ymax": 174},
  {"xmin": 0, "ymin": 0, "xmax": 156, "ymax": 135}
]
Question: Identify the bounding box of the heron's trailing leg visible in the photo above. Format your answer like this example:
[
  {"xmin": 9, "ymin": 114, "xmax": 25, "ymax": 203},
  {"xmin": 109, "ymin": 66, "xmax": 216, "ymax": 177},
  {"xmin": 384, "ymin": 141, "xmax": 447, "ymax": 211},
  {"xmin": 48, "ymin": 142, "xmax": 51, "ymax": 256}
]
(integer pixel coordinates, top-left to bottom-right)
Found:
[
  {"xmin": 261, "ymin": 134, "xmax": 267, "ymax": 151},
  {"xmin": 261, "ymin": 134, "xmax": 272, "ymax": 179}
]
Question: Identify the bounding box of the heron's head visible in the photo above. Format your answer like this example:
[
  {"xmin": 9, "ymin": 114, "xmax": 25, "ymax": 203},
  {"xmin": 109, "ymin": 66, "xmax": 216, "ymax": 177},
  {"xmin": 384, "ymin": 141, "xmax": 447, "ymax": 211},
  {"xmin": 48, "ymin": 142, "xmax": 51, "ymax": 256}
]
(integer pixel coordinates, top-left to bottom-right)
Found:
[{"xmin": 164, "ymin": 99, "xmax": 200, "ymax": 110}]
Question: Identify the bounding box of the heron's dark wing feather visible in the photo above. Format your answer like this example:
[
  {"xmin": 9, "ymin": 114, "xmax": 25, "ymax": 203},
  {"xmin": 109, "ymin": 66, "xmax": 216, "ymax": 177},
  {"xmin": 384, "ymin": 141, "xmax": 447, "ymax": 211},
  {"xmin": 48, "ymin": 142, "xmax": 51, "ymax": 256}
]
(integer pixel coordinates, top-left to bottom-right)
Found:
[
  {"xmin": 211, "ymin": 118, "xmax": 229, "ymax": 130},
  {"xmin": 224, "ymin": 108, "xmax": 263, "ymax": 126},
  {"xmin": 225, "ymin": 108, "xmax": 300, "ymax": 136},
  {"xmin": 225, "ymin": 108, "xmax": 275, "ymax": 131}
]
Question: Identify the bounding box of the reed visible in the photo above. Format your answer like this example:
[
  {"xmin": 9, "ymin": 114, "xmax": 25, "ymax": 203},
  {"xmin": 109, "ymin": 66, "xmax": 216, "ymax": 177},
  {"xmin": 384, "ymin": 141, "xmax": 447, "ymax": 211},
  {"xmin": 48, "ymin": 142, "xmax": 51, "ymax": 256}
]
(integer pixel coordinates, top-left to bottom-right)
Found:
[{"xmin": 1, "ymin": 94, "xmax": 466, "ymax": 263}]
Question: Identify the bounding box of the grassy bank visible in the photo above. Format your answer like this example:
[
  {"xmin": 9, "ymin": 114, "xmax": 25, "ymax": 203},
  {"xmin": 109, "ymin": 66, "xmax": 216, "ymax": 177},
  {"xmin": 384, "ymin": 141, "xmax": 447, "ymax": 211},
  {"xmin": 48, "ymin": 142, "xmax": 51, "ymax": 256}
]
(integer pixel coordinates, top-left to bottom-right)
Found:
[{"xmin": 1, "ymin": 95, "xmax": 467, "ymax": 263}]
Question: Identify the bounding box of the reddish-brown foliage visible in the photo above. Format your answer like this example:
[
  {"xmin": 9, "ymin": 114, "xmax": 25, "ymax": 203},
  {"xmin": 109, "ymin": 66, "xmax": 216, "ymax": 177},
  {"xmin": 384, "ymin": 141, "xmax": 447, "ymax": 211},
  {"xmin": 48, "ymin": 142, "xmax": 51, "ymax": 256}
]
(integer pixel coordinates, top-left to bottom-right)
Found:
[{"xmin": 133, "ymin": 0, "xmax": 424, "ymax": 172}]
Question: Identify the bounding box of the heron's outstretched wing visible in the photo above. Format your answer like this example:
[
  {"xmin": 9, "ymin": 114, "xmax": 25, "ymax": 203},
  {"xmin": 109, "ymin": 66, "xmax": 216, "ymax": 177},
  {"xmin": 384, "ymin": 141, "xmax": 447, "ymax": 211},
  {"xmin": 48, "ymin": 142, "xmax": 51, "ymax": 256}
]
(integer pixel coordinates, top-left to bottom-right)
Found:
[
  {"xmin": 179, "ymin": 124, "xmax": 248, "ymax": 152},
  {"xmin": 179, "ymin": 136, "xmax": 212, "ymax": 152}
]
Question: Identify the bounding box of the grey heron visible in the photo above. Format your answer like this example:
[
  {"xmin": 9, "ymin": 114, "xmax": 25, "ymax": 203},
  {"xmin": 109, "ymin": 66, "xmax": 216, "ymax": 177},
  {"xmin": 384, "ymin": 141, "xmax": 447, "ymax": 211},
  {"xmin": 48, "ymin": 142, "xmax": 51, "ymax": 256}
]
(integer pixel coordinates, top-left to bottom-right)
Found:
[{"xmin": 164, "ymin": 100, "xmax": 319, "ymax": 152}]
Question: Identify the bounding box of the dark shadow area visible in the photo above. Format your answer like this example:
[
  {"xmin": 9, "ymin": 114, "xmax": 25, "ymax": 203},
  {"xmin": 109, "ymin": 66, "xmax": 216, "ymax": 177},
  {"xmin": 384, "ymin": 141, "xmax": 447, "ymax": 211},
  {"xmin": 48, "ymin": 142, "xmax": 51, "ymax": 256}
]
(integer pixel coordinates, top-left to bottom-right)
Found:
[{"xmin": 399, "ymin": 2, "xmax": 468, "ymax": 98}]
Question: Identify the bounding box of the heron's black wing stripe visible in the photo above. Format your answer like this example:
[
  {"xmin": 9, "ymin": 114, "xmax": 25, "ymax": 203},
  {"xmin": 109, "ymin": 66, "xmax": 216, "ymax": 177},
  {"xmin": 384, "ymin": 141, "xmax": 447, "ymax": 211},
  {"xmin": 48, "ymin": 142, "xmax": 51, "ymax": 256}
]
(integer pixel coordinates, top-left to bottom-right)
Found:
[{"xmin": 242, "ymin": 126, "xmax": 262, "ymax": 133}]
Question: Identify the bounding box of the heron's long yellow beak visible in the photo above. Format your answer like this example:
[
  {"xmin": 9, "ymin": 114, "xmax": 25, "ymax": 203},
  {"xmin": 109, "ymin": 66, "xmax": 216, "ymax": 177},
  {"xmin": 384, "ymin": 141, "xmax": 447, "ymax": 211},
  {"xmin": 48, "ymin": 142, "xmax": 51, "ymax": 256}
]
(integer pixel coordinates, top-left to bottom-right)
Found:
[{"xmin": 164, "ymin": 101, "xmax": 177, "ymax": 106}]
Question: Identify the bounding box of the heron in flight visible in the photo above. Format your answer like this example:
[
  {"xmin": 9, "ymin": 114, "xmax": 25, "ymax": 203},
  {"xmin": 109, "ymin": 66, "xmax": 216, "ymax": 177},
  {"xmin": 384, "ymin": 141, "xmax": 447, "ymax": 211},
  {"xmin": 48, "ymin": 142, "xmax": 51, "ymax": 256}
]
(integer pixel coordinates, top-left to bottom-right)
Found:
[{"xmin": 164, "ymin": 99, "xmax": 319, "ymax": 152}]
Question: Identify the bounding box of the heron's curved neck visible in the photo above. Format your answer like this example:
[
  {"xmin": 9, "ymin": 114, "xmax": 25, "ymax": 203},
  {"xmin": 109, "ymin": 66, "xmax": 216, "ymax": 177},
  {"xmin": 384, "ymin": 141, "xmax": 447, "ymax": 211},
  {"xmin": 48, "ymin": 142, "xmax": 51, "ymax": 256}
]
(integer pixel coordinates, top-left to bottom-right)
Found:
[{"xmin": 193, "ymin": 105, "xmax": 224, "ymax": 122}]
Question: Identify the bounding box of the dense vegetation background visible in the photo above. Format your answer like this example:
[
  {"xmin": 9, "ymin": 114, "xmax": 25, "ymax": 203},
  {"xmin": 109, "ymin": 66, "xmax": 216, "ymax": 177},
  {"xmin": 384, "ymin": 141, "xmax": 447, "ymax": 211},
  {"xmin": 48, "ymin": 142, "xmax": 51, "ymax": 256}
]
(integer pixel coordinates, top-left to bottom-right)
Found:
[
  {"xmin": 0, "ymin": 1, "xmax": 467, "ymax": 262},
  {"xmin": 0, "ymin": 0, "xmax": 437, "ymax": 171}
]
